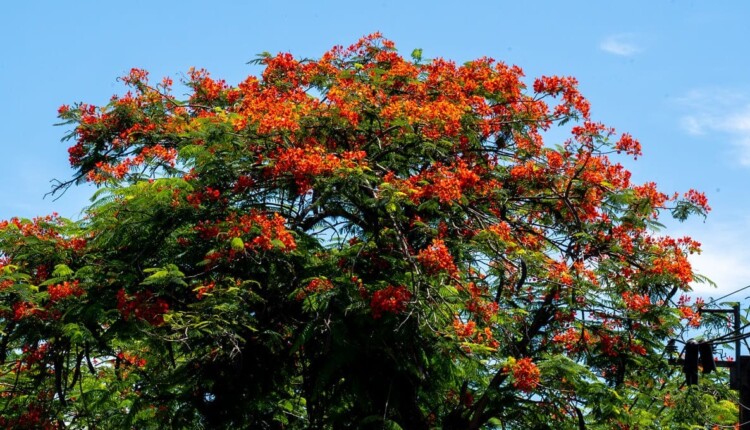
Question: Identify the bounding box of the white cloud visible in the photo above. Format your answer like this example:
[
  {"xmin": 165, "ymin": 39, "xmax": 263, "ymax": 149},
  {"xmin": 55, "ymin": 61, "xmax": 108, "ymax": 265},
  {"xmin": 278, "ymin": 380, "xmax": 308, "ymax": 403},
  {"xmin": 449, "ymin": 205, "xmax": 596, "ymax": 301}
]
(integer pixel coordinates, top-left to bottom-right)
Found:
[
  {"xmin": 599, "ymin": 34, "xmax": 642, "ymax": 56},
  {"xmin": 684, "ymin": 218, "xmax": 750, "ymax": 302},
  {"xmin": 680, "ymin": 116, "xmax": 705, "ymax": 136},
  {"xmin": 723, "ymin": 108, "xmax": 750, "ymax": 133},
  {"xmin": 676, "ymin": 89, "xmax": 750, "ymax": 167}
]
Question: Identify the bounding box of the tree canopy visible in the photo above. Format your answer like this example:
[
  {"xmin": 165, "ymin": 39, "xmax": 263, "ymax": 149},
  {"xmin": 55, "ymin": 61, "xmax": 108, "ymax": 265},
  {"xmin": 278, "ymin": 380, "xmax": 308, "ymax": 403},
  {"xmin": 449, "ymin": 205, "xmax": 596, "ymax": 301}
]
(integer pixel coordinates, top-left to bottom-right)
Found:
[{"xmin": 0, "ymin": 33, "xmax": 737, "ymax": 429}]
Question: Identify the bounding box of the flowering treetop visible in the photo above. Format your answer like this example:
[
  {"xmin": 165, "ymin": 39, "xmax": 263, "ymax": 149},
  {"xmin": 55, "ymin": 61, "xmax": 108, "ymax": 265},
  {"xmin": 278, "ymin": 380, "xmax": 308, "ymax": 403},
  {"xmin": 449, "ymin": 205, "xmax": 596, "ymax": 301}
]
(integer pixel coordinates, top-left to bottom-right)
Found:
[{"xmin": 0, "ymin": 33, "xmax": 733, "ymax": 429}]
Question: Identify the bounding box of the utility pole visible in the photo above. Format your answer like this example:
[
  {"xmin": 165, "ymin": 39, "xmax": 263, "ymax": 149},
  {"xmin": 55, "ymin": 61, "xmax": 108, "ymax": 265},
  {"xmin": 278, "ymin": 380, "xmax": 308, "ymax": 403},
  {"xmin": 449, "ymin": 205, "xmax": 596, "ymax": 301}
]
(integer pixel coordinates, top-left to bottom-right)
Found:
[
  {"xmin": 740, "ymin": 356, "xmax": 750, "ymax": 430},
  {"xmin": 699, "ymin": 305, "xmax": 745, "ymax": 428}
]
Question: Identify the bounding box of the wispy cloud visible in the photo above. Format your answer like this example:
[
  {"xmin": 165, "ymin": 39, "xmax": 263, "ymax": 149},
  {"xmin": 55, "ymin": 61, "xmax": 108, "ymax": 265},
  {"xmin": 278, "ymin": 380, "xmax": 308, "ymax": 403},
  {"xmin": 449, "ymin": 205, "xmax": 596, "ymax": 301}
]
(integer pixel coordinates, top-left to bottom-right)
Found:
[
  {"xmin": 599, "ymin": 33, "xmax": 642, "ymax": 56},
  {"xmin": 677, "ymin": 89, "xmax": 750, "ymax": 166},
  {"xmin": 685, "ymin": 218, "xmax": 750, "ymax": 301}
]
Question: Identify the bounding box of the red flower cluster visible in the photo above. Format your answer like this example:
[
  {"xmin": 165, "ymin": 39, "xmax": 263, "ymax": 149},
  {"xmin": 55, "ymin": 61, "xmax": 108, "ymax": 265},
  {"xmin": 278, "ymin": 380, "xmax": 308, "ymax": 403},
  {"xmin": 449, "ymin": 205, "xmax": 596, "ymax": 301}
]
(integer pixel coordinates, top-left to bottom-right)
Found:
[
  {"xmin": 487, "ymin": 221, "xmax": 513, "ymax": 242},
  {"xmin": 370, "ymin": 285, "xmax": 411, "ymax": 319},
  {"xmin": 598, "ymin": 332, "xmax": 624, "ymax": 357},
  {"xmin": 417, "ymin": 238, "xmax": 457, "ymax": 276},
  {"xmin": 453, "ymin": 319, "xmax": 476, "ymax": 338},
  {"xmin": 117, "ymin": 351, "xmax": 147, "ymax": 368},
  {"xmin": 296, "ymin": 278, "xmax": 335, "ymax": 301},
  {"xmin": 453, "ymin": 319, "xmax": 499, "ymax": 349},
  {"xmin": 194, "ymin": 281, "xmax": 216, "ymax": 300},
  {"xmin": 679, "ymin": 306, "xmax": 702, "ymax": 328},
  {"xmin": 650, "ymin": 252, "xmax": 693, "ymax": 286},
  {"xmin": 140, "ymin": 144, "xmax": 177, "ymax": 166},
  {"xmin": 12, "ymin": 301, "xmax": 44, "ymax": 321},
  {"xmin": 684, "ymin": 189, "xmax": 711, "ymax": 212},
  {"xmin": 508, "ymin": 357, "xmax": 541, "ymax": 393},
  {"xmin": 233, "ymin": 175, "xmax": 254, "ymax": 193},
  {"xmin": 0, "ymin": 214, "xmax": 64, "ymax": 242},
  {"xmin": 633, "ymin": 182, "xmax": 669, "ymax": 210},
  {"xmin": 268, "ymin": 146, "xmax": 366, "ymax": 194},
  {"xmin": 614, "ymin": 133, "xmax": 642, "ymax": 157},
  {"xmin": 552, "ymin": 327, "xmax": 592, "ymax": 353},
  {"xmin": 400, "ymin": 161, "xmax": 481, "ymax": 205},
  {"xmin": 461, "ymin": 282, "xmax": 499, "ymax": 322},
  {"xmin": 116, "ymin": 289, "xmax": 169, "ymax": 326},
  {"xmin": 193, "ymin": 211, "xmax": 297, "ymax": 254},
  {"xmin": 232, "ymin": 212, "xmax": 297, "ymax": 251},
  {"xmin": 0, "ymin": 403, "xmax": 55, "ymax": 430},
  {"xmin": 547, "ymin": 260, "xmax": 573, "ymax": 286},
  {"xmin": 121, "ymin": 67, "xmax": 149, "ymax": 85},
  {"xmin": 47, "ymin": 280, "xmax": 84, "ymax": 302},
  {"xmin": 532, "ymin": 75, "xmax": 590, "ymax": 119},
  {"xmin": 194, "ymin": 220, "xmax": 220, "ymax": 239},
  {"xmin": 509, "ymin": 160, "xmax": 544, "ymax": 182},
  {"xmin": 16, "ymin": 343, "xmax": 50, "ymax": 371},
  {"xmin": 630, "ymin": 343, "xmax": 647, "ymax": 356},
  {"xmin": 188, "ymin": 67, "xmax": 229, "ymax": 103},
  {"xmin": 305, "ymin": 278, "xmax": 334, "ymax": 294},
  {"xmin": 622, "ymin": 291, "xmax": 650, "ymax": 313},
  {"xmin": 64, "ymin": 237, "xmax": 87, "ymax": 251},
  {"xmin": 186, "ymin": 187, "xmax": 222, "ymax": 208}
]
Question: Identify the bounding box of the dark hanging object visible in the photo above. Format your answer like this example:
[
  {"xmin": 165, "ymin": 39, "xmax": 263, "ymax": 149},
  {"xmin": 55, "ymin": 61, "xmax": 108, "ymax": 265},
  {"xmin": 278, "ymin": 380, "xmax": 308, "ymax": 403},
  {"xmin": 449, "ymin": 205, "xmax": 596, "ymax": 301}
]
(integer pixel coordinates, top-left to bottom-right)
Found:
[
  {"xmin": 699, "ymin": 342, "xmax": 717, "ymax": 374},
  {"xmin": 684, "ymin": 340, "xmax": 699, "ymax": 385}
]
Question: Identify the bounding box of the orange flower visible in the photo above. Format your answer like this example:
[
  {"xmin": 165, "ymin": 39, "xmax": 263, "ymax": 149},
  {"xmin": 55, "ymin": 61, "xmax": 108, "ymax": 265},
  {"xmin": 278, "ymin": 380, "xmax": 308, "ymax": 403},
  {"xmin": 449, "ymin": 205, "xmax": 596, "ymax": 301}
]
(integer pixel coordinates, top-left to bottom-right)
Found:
[
  {"xmin": 679, "ymin": 306, "xmax": 702, "ymax": 328},
  {"xmin": 622, "ymin": 291, "xmax": 650, "ymax": 313},
  {"xmin": 453, "ymin": 319, "xmax": 476, "ymax": 338},
  {"xmin": 508, "ymin": 357, "xmax": 541, "ymax": 393},
  {"xmin": 48, "ymin": 280, "xmax": 84, "ymax": 302},
  {"xmin": 417, "ymin": 238, "xmax": 457, "ymax": 276},
  {"xmin": 370, "ymin": 285, "xmax": 411, "ymax": 319}
]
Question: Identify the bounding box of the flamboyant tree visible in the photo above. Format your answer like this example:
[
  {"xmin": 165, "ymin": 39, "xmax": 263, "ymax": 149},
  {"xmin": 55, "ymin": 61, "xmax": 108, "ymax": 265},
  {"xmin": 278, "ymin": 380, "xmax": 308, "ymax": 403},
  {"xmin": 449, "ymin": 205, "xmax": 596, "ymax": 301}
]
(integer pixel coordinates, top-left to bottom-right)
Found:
[{"xmin": 0, "ymin": 34, "xmax": 737, "ymax": 429}]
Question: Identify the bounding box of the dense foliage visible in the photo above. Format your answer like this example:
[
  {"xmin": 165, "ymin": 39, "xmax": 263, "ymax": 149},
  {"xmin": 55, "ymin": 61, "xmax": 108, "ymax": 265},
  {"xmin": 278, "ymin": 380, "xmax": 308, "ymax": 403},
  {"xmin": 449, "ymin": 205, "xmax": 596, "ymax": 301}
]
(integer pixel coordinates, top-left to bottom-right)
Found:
[{"xmin": 0, "ymin": 34, "xmax": 737, "ymax": 428}]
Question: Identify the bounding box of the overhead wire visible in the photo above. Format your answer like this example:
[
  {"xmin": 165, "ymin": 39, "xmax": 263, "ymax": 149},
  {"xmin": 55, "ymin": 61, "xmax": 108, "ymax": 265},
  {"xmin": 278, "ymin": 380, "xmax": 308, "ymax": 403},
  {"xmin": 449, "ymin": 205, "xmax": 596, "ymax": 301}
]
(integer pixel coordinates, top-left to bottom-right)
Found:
[
  {"xmin": 704, "ymin": 284, "xmax": 750, "ymax": 306},
  {"xmin": 663, "ymin": 286, "xmax": 750, "ymax": 428},
  {"xmin": 704, "ymin": 320, "xmax": 750, "ymax": 343},
  {"xmin": 711, "ymin": 330, "xmax": 750, "ymax": 345},
  {"xmin": 708, "ymin": 421, "xmax": 750, "ymax": 429},
  {"xmin": 676, "ymin": 284, "xmax": 750, "ymax": 346},
  {"xmin": 671, "ymin": 328, "xmax": 750, "ymax": 346},
  {"xmin": 738, "ymin": 400, "xmax": 750, "ymax": 412}
]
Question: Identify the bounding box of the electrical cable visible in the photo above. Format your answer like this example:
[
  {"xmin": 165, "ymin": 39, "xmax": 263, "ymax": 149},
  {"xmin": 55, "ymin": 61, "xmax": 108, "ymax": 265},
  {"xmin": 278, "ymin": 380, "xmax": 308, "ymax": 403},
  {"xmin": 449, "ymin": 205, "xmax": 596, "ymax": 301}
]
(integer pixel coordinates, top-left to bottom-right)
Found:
[
  {"xmin": 697, "ymin": 322, "xmax": 750, "ymax": 346},
  {"xmin": 674, "ymin": 303, "xmax": 750, "ymax": 347},
  {"xmin": 704, "ymin": 284, "xmax": 750, "ymax": 306},
  {"xmin": 709, "ymin": 321, "xmax": 750, "ymax": 343},
  {"xmin": 696, "ymin": 285, "xmax": 749, "ymax": 344},
  {"xmin": 670, "ymin": 332, "xmax": 750, "ymax": 346},
  {"xmin": 668, "ymin": 327, "xmax": 750, "ymax": 356},
  {"xmin": 665, "ymin": 286, "xmax": 750, "ymax": 429},
  {"xmin": 712, "ymin": 331, "xmax": 750, "ymax": 345},
  {"xmin": 708, "ymin": 420, "xmax": 750, "ymax": 429}
]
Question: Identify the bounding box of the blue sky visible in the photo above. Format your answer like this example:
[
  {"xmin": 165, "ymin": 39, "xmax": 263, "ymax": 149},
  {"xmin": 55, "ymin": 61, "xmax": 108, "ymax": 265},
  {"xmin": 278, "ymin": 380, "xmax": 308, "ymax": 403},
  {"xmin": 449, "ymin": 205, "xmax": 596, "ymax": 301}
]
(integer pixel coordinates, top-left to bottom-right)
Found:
[{"xmin": 2, "ymin": 0, "xmax": 750, "ymax": 302}]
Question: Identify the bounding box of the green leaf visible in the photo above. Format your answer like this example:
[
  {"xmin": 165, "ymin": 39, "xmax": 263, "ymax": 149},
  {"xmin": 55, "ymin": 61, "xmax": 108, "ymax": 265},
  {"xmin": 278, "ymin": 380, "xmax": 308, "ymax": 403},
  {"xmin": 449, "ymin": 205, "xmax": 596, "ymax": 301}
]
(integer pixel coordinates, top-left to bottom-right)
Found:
[
  {"xmin": 411, "ymin": 48, "xmax": 423, "ymax": 62},
  {"xmin": 141, "ymin": 264, "xmax": 187, "ymax": 286},
  {"xmin": 52, "ymin": 264, "xmax": 74, "ymax": 278},
  {"xmin": 230, "ymin": 237, "xmax": 245, "ymax": 251}
]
